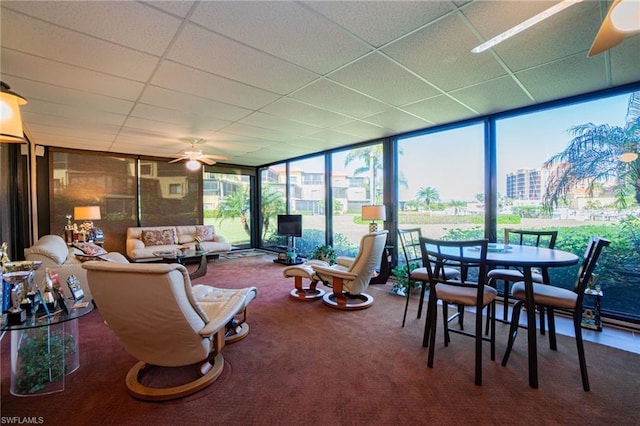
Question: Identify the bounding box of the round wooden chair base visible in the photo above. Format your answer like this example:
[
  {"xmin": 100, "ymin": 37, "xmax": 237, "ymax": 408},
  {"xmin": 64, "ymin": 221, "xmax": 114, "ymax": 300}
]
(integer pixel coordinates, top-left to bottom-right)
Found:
[
  {"xmin": 290, "ymin": 287, "xmax": 326, "ymax": 300},
  {"xmin": 125, "ymin": 353, "xmax": 224, "ymax": 401},
  {"xmin": 225, "ymin": 322, "xmax": 249, "ymax": 344},
  {"xmin": 322, "ymin": 292, "xmax": 374, "ymax": 310}
]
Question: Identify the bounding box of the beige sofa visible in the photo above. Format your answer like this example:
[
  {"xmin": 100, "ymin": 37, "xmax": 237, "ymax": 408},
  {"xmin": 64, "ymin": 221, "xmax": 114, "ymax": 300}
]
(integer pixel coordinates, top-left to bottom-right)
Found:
[
  {"xmin": 24, "ymin": 234, "xmax": 129, "ymax": 299},
  {"xmin": 126, "ymin": 225, "xmax": 231, "ymax": 262}
]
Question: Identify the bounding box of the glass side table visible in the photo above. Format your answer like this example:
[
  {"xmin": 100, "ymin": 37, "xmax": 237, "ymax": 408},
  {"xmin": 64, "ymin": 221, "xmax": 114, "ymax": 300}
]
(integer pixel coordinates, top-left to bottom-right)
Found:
[{"xmin": 1, "ymin": 299, "xmax": 94, "ymax": 396}]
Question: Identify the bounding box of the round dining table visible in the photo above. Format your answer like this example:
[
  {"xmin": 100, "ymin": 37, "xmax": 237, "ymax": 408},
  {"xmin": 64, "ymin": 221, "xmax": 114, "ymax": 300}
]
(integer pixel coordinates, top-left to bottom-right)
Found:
[{"xmin": 422, "ymin": 243, "xmax": 579, "ymax": 388}]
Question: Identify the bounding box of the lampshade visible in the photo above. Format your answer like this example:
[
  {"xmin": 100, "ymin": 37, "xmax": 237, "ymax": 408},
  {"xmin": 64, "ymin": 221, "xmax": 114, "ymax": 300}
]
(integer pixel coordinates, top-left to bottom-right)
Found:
[
  {"xmin": 619, "ymin": 152, "xmax": 639, "ymax": 163},
  {"xmin": 0, "ymin": 81, "xmax": 28, "ymax": 143},
  {"xmin": 74, "ymin": 206, "xmax": 101, "ymax": 221},
  {"xmin": 361, "ymin": 205, "xmax": 386, "ymax": 221}
]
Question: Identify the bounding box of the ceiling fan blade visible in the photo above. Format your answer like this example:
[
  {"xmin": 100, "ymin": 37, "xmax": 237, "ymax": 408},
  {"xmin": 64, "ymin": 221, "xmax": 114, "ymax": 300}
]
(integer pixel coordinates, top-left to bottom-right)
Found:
[
  {"xmin": 168, "ymin": 157, "xmax": 186, "ymax": 164},
  {"xmin": 588, "ymin": 0, "xmax": 626, "ymax": 57},
  {"xmin": 203, "ymin": 154, "xmax": 230, "ymax": 161},
  {"xmin": 200, "ymin": 158, "xmax": 216, "ymax": 166}
]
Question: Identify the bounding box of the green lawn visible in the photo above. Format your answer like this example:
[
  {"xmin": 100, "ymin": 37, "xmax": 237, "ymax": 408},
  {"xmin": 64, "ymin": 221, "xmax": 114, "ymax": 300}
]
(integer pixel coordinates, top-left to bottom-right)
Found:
[{"xmin": 204, "ymin": 217, "xmax": 250, "ymax": 246}]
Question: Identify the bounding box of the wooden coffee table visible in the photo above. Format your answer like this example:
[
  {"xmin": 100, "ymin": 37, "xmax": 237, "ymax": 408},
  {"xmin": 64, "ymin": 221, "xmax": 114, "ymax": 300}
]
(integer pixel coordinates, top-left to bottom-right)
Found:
[{"xmin": 152, "ymin": 249, "xmax": 212, "ymax": 279}]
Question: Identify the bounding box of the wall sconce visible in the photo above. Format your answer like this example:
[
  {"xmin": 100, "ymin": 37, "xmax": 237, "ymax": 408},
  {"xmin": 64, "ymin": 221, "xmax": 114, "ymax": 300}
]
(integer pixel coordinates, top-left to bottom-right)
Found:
[
  {"xmin": 74, "ymin": 206, "xmax": 101, "ymax": 240},
  {"xmin": 362, "ymin": 205, "xmax": 386, "ymax": 233},
  {"xmin": 0, "ymin": 81, "xmax": 28, "ymax": 143}
]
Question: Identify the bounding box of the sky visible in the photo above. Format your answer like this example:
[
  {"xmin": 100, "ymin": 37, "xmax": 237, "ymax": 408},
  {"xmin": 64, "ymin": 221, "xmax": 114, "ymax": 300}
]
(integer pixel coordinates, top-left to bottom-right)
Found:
[
  {"xmin": 283, "ymin": 91, "xmax": 634, "ymax": 203},
  {"xmin": 397, "ymin": 92, "xmax": 632, "ymax": 202}
]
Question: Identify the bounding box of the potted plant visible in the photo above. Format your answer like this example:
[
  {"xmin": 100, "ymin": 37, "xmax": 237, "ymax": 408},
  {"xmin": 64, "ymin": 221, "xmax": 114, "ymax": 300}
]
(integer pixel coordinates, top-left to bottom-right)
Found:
[
  {"xmin": 391, "ymin": 262, "xmax": 423, "ymax": 296},
  {"xmin": 310, "ymin": 245, "xmax": 336, "ymax": 265}
]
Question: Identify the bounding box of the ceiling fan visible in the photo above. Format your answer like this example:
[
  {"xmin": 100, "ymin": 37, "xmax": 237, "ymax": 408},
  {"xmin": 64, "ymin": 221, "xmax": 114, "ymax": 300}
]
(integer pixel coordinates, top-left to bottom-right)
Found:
[
  {"xmin": 471, "ymin": 0, "xmax": 639, "ymax": 57},
  {"xmin": 588, "ymin": 0, "xmax": 640, "ymax": 57},
  {"xmin": 169, "ymin": 138, "xmax": 229, "ymax": 170}
]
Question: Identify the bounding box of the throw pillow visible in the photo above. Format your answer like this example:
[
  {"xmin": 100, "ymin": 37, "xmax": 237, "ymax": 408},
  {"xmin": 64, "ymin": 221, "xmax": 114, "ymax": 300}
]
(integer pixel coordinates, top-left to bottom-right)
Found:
[
  {"xmin": 195, "ymin": 225, "xmax": 215, "ymax": 242},
  {"xmin": 73, "ymin": 242, "xmax": 107, "ymax": 256},
  {"xmin": 141, "ymin": 229, "xmax": 176, "ymax": 246},
  {"xmin": 75, "ymin": 254, "xmax": 107, "ymax": 262}
]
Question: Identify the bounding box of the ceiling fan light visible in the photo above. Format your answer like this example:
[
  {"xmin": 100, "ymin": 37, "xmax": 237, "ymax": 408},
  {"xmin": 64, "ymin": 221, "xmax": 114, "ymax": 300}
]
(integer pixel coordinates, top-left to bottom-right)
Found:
[
  {"xmin": 186, "ymin": 159, "xmax": 201, "ymax": 170},
  {"xmin": 610, "ymin": 0, "xmax": 640, "ymax": 32},
  {"xmin": 619, "ymin": 152, "xmax": 639, "ymax": 163}
]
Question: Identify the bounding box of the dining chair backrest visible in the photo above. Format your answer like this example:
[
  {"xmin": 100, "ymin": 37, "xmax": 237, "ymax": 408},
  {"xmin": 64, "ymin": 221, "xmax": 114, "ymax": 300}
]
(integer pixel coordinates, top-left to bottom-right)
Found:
[
  {"xmin": 419, "ymin": 237, "xmax": 489, "ymax": 289},
  {"xmin": 504, "ymin": 228, "xmax": 557, "ymax": 249},
  {"xmin": 573, "ymin": 236, "xmax": 611, "ymax": 307},
  {"xmin": 398, "ymin": 228, "xmax": 423, "ymax": 268}
]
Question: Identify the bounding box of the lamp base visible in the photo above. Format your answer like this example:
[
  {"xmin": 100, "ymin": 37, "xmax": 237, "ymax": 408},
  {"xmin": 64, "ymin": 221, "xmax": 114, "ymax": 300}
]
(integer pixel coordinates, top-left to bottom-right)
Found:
[{"xmin": 369, "ymin": 222, "xmax": 378, "ymax": 233}]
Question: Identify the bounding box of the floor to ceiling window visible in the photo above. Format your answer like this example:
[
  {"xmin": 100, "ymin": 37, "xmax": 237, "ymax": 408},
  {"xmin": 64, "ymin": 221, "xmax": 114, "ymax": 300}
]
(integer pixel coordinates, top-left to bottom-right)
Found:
[
  {"xmin": 331, "ymin": 143, "xmax": 384, "ymax": 257},
  {"xmin": 396, "ymin": 124, "xmax": 485, "ymax": 244},
  {"xmin": 495, "ymin": 90, "xmax": 640, "ymax": 321},
  {"xmin": 259, "ymin": 163, "xmax": 287, "ymax": 250},
  {"xmin": 204, "ymin": 171, "xmax": 252, "ymax": 247},
  {"xmin": 287, "ymin": 155, "xmax": 326, "ymax": 257}
]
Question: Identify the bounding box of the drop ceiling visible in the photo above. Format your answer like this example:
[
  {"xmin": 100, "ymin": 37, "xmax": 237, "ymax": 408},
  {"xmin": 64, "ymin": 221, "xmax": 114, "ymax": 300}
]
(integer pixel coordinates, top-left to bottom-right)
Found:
[{"xmin": 1, "ymin": 0, "xmax": 639, "ymax": 167}]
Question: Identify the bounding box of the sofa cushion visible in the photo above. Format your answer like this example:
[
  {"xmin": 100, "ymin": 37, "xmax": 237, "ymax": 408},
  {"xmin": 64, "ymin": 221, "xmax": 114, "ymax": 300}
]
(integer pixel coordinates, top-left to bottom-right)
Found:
[
  {"xmin": 24, "ymin": 234, "xmax": 69, "ymax": 265},
  {"xmin": 141, "ymin": 229, "xmax": 177, "ymax": 246},
  {"xmin": 73, "ymin": 242, "xmax": 107, "ymax": 256},
  {"xmin": 196, "ymin": 225, "xmax": 216, "ymax": 242}
]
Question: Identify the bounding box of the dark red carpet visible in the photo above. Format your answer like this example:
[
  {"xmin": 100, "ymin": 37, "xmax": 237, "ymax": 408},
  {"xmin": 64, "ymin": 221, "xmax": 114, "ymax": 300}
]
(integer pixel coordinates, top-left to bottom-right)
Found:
[{"xmin": 1, "ymin": 255, "xmax": 638, "ymax": 425}]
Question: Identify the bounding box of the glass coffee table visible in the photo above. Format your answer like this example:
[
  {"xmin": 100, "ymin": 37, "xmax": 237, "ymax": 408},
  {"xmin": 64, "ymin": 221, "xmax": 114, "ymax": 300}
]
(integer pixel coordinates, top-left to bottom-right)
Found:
[{"xmin": 152, "ymin": 249, "xmax": 213, "ymax": 279}]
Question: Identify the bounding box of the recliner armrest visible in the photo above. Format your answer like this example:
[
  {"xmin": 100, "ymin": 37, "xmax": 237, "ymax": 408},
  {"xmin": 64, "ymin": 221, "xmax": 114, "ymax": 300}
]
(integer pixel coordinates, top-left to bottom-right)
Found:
[{"xmin": 311, "ymin": 265, "xmax": 357, "ymax": 281}]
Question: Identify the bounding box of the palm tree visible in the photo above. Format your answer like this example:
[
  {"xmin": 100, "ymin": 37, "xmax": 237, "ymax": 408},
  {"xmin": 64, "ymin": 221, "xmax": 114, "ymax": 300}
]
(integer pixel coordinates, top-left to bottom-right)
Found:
[
  {"xmin": 416, "ymin": 186, "xmax": 440, "ymax": 211},
  {"xmin": 543, "ymin": 92, "xmax": 640, "ymax": 209},
  {"xmin": 213, "ymin": 186, "xmax": 251, "ymax": 236},
  {"xmin": 213, "ymin": 183, "xmax": 285, "ymax": 240},
  {"xmin": 345, "ymin": 145, "xmax": 383, "ymax": 204},
  {"xmin": 344, "ymin": 144, "xmax": 408, "ymax": 204}
]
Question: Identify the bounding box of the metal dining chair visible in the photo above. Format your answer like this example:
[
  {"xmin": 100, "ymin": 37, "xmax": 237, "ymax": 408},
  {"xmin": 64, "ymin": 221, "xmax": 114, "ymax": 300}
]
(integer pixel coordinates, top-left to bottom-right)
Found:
[
  {"xmin": 501, "ymin": 236, "xmax": 610, "ymax": 391},
  {"xmin": 398, "ymin": 228, "xmax": 460, "ymax": 327},
  {"xmin": 487, "ymin": 229, "xmax": 558, "ymax": 326},
  {"xmin": 420, "ymin": 237, "xmax": 497, "ymax": 386}
]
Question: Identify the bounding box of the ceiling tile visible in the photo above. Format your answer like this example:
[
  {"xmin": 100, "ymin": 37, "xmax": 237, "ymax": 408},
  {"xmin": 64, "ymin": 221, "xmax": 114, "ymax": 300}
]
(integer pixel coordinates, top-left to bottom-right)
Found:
[
  {"xmin": 167, "ymin": 23, "xmax": 319, "ymax": 94},
  {"xmin": 1, "ymin": 8, "xmax": 159, "ymax": 81},
  {"xmin": 138, "ymin": 86, "xmax": 252, "ymax": 122},
  {"xmin": 450, "ymin": 76, "xmax": 533, "ymax": 114},
  {"xmin": 191, "ymin": 1, "xmax": 371, "ymax": 74},
  {"xmin": 304, "ymin": 1, "xmax": 453, "ymax": 47},
  {"xmin": 152, "ymin": 61, "xmax": 281, "ymax": 110},
  {"xmin": 328, "ymin": 52, "xmax": 441, "ymax": 106},
  {"xmin": 358, "ymin": 109, "xmax": 430, "ymax": 134},
  {"xmin": 290, "ymin": 79, "xmax": 389, "ymax": 118},
  {"xmin": 1, "ymin": 50, "xmax": 146, "ymax": 100},
  {"xmin": 3, "ymin": 0, "xmax": 182, "ymax": 55},
  {"xmin": 382, "ymin": 12, "xmax": 507, "ymax": 92},
  {"xmin": 516, "ymin": 53, "xmax": 608, "ymax": 103},
  {"xmin": 239, "ymin": 112, "xmax": 322, "ymax": 136},
  {"xmin": 261, "ymin": 98, "xmax": 353, "ymax": 127},
  {"xmin": 401, "ymin": 95, "xmax": 477, "ymax": 125}
]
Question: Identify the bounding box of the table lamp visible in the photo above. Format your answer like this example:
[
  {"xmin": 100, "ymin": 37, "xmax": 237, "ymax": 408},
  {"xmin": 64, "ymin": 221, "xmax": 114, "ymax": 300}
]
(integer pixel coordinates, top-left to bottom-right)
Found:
[
  {"xmin": 361, "ymin": 205, "xmax": 386, "ymax": 233},
  {"xmin": 74, "ymin": 206, "xmax": 101, "ymax": 241}
]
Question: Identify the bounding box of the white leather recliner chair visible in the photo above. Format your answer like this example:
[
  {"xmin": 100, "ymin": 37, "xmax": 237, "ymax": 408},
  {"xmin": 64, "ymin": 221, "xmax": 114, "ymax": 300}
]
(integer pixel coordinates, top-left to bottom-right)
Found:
[{"xmin": 83, "ymin": 261, "xmax": 257, "ymax": 401}]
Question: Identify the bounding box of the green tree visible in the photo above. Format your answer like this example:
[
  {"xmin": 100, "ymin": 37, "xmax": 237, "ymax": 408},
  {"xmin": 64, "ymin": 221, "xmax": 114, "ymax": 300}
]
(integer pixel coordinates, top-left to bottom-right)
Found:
[
  {"xmin": 260, "ymin": 184, "xmax": 286, "ymax": 240},
  {"xmin": 213, "ymin": 186, "xmax": 251, "ymax": 236},
  {"xmin": 213, "ymin": 183, "xmax": 285, "ymax": 240},
  {"xmin": 543, "ymin": 92, "xmax": 640, "ymax": 209},
  {"xmin": 416, "ymin": 186, "xmax": 440, "ymax": 211},
  {"xmin": 344, "ymin": 144, "xmax": 408, "ymax": 204}
]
